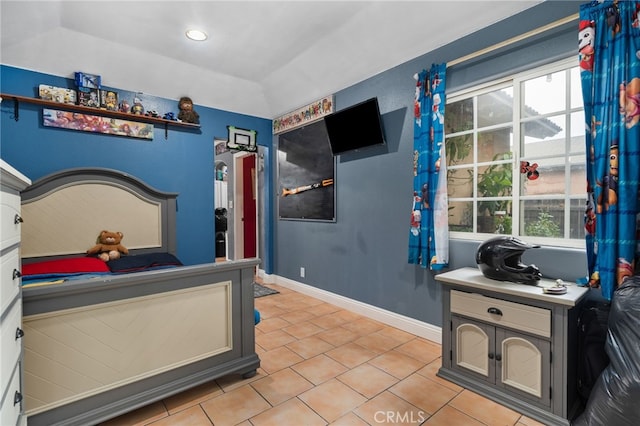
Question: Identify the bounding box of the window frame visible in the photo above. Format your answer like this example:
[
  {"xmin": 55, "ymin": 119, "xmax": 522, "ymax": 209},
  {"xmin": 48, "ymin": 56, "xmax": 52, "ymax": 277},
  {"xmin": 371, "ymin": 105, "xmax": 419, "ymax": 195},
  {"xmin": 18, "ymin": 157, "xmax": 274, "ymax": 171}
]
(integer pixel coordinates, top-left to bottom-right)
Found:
[{"xmin": 445, "ymin": 57, "xmax": 586, "ymax": 249}]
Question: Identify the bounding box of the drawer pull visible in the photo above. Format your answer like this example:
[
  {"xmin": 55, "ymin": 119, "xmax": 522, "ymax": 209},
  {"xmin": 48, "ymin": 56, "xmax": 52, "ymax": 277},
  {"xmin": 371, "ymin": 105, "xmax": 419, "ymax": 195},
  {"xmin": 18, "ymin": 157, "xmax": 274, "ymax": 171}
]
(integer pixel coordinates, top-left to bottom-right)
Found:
[
  {"xmin": 15, "ymin": 327, "xmax": 24, "ymax": 339},
  {"xmin": 495, "ymin": 353, "xmax": 502, "ymax": 362},
  {"xmin": 14, "ymin": 214, "xmax": 23, "ymax": 224},
  {"xmin": 488, "ymin": 353, "xmax": 494, "ymax": 359},
  {"xmin": 487, "ymin": 307, "xmax": 503, "ymax": 316},
  {"xmin": 14, "ymin": 391, "xmax": 23, "ymax": 405},
  {"xmin": 13, "ymin": 269, "xmax": 22, "ymax": 280}
]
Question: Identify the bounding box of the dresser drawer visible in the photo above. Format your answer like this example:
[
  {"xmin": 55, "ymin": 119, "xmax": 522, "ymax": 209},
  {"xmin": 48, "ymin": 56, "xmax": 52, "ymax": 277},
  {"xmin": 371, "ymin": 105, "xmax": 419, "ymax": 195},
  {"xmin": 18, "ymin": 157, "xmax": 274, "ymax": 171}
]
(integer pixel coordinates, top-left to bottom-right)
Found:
[
  {"xmin": 1, "ymin": 248, "xmax": 21, "ymax": 314},
  {"xmin": 1, "ymin": 363, "xmax": 22, "ymax": 426},
  {"xmin": 451, "ymin": 290, "xmax": 551, "ymax": 338},
  {"xmin": 1, "ymin": 301, "xmax": 23, "ymax": 396},
  {"xmin": 0, "ymin": 189, "xmax": 23, "ymax": 251}
]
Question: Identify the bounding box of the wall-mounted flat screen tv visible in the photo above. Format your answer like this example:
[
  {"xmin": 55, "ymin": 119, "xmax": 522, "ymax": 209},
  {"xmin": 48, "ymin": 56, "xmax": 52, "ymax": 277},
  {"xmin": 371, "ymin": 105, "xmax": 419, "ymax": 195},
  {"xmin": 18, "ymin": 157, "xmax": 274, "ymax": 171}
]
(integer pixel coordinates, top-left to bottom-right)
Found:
[{"xmin": 324, "ymin": 97, "xmax": 386, "ymax": 156}]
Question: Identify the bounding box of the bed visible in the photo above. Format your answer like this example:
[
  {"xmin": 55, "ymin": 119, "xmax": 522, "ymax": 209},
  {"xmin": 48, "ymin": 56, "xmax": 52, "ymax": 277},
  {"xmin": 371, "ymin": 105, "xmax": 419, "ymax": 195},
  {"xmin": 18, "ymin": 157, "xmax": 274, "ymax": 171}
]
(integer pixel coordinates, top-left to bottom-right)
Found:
[{"xmin": 18, "ymin": 168, "xmax": 260, "ymax": 426}]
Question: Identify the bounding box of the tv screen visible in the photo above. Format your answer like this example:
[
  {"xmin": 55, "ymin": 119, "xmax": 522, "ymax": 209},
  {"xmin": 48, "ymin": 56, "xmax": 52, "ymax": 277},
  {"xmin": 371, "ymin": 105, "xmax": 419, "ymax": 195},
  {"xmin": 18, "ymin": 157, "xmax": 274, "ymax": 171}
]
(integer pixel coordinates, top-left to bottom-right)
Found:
[{"xmin": 324, "ymin": 97, "xmax": 385, "ymax": 155}]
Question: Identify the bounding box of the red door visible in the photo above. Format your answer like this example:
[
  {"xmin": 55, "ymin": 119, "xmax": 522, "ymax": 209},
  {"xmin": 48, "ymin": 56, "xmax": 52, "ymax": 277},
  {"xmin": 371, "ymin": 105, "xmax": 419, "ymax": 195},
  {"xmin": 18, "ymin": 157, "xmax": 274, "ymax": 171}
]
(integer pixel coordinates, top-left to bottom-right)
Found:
[{"xmin": 242, "ymin": 155, "xmax": 256, "ymax": 258}]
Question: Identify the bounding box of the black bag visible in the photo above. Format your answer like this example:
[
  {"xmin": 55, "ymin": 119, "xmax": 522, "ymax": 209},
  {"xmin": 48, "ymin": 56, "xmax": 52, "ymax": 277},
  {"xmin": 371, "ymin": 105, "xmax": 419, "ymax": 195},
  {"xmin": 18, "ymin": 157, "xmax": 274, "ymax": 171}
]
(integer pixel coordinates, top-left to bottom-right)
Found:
[
  {"xmin": 574, "ymin": 278, "xmax": 640, "ymax": 425},
  {"xmin": 576, "ymin": 301, "xmax": 611, "ymax": 404}
]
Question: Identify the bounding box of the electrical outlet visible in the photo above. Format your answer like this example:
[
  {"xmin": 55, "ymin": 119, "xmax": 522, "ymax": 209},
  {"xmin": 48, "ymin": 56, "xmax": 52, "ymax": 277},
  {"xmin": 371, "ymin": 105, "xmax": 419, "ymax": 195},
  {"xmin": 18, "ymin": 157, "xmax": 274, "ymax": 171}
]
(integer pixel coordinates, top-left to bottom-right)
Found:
[{"xmin": 300, "ymin": 267, "xmax": 305, "ymax": 278}]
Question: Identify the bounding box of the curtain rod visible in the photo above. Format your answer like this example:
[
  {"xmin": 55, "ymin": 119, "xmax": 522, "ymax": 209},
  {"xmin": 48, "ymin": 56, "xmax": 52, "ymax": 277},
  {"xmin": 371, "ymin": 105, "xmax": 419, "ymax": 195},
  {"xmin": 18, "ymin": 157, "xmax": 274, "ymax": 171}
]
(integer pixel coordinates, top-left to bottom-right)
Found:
[{"xmin": 414, "ymin": 13, "xmax": 579, "ymax": 79}]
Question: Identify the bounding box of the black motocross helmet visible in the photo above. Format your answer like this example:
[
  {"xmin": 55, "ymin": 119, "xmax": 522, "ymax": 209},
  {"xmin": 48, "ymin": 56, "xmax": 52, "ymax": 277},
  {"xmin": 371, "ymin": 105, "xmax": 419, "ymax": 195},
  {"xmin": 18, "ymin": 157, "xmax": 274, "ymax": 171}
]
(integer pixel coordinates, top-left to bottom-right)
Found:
[{"xmin": 476, "ymin": 236, "xmax": 542, "ymax": 285}]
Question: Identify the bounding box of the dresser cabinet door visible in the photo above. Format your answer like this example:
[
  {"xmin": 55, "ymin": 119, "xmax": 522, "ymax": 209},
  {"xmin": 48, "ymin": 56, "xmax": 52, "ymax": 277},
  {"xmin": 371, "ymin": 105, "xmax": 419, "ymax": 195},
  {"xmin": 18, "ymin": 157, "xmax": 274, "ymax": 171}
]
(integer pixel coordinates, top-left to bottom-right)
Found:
[
  {"xmin": 451, "ymin": 315, "xmax": 496, "ymax": 383},
  {"xmin": 497, "ymin": 329, "xmax": 551, "ymax": 407}
]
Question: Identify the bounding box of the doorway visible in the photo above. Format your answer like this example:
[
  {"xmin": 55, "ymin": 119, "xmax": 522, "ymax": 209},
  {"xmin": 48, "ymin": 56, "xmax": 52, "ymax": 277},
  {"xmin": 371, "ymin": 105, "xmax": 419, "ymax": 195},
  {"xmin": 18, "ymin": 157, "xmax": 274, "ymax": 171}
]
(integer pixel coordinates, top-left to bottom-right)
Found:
[{"xmin": 233, "ymin": 152, "xmax": 258, "ymax": 260}]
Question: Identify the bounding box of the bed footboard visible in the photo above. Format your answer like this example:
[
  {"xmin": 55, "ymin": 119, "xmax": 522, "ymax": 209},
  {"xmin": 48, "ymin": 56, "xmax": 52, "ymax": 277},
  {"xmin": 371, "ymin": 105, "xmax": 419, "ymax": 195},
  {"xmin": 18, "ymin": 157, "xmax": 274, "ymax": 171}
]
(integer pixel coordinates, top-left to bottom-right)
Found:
[{"xmin": 22, "ymin": 258, "xmax": 260, "ymax": 426}]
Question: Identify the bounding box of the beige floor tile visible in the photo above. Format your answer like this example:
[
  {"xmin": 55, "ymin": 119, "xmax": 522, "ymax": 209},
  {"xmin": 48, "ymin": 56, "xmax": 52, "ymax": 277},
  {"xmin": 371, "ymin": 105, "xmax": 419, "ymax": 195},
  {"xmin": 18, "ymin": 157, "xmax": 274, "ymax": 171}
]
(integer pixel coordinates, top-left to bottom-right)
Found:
[
  {"xmin": 256, "ymin": 316, "xmax": 291, "ymax": 333},
  {"xmin": 316, "ymin": 326, "xmax": 360, "ymax": 346},
  {"xmin": 310, "ymin": 311, "xmax": 351, "ymax": 329},
  {"xmin": 354, "ymin": 332, "xmax": 404, "ymax": 354},
  {"xmin": 341, "ymin": 317, "xmax": 385, "ymax": 335},
  {"xmin": 299, "ymin": 379, "xmax": 368, "ymax": 422},
  {"xmin": 147, "ymin": 405, "xmax": 212, "ymax": 426},
  {"xmin": 448, "ymin": 390, "xmax": 521, "ymax": 426},
  {"xmin": 369, "ymin": 349, "xmax": 426, "ymax": 379},
  {"xmin": 251, "ymin": 368, "xmax": 314, "ymax": 406},
  {"xmin": 307, "ymin": 302, "xmax": 341, "ymax": 317},
  {"xmin": 334, "ymin": 309, "xmax": 364, "ymax": 322},
  {"xmin": 254, "ymin": 304, "xmax": 287, "ymax": 319},
  {"xmin": 292, "ymin": 354, "xmax": 349, "ymax": 385},
  {"xmin": 274, "ymin": 294, "xmax": 314, "ymax": 309},
  {"xmin": 354, "ymin": 391, "xmax": 426, "ymax": 425},
  {"xmin": 375, "ymin": 326, "xmax": 416, "ymax": 345},
  {"xmin": 200, "ymin": 385, "xmax": 271, "ymax": 426},
  {"xmin": 163, "ymin": 380, "xmax": 223, "ymax": 414},
  {"xmin": 286, "ymin": 335, "xmax": 336, "ymax": 359},
  {"xmin": 423, "ymin": 405, "xmax": 485, "ymax": 426},
  {"xmin": 395, "ymin": 337, "xmax": 442, "ymax": 361},
  {"xmin": 279, "ymin": 309, "xmax": 317, "ymax": 324},
  {"xmin": 415, "ymin": 359, "xmax": 464, "ymax": 393},
  {"xmin": 283, "ymin": 320, "xmax": 325, "ymax": 339},
  {"xmin": 259, "ymin": 346, "xmax": 305, "ymax": 374},
  {"xmin": 389, "ymin": 373, "xmax": 458, "ymax": 415},
  {"xmin": 325, "ymin": 342, "xmax": 378, "ymax": 368},
  {"xmin": 337, "ymin": 363, "xmax": 399, "ymax": 399},
  {"xmin": 255, "ymin": 329, "xmax": 298, "ymax": 350},
  {"xmin": 250, "ymin": 397, "xmax": 327, "ymax": 426},
  {"xmin": 292, "ymin": 294, "xmax": 326, "ymax": 307},
  {"xmin": 330, "ymin": 412, "xmax": 370, "ymax": 426}
]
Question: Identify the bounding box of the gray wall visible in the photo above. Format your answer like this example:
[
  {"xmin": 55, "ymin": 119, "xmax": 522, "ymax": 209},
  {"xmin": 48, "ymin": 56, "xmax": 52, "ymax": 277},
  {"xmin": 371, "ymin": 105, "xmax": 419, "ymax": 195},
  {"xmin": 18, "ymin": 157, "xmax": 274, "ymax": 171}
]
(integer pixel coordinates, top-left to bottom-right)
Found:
[{"xmin": 273, "ymin": 1, "xmax": 591, "ymax": 327}]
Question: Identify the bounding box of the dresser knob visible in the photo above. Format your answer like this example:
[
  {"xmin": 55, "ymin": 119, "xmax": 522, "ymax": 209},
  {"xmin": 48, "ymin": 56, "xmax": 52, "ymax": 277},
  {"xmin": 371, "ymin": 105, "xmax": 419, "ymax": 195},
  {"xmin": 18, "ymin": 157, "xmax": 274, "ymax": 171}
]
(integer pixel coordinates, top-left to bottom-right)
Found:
[
  {"xmin": 495, "ymin": 354, "xmax": 502, "ymax": 362},
  {"xmin": 14, "ymin": 214, "xmax": 23, "ymax": 224},
  {"xmin": 13, "ymin": 269, "xmax": 22, "ymax": 280},
  {"xmin": 14, "ymin": 391, "xmax": 23, "ymax": 405},
  {"xmin": 487, "ymin": 307, "xmax": 503, "ymax": 316},
  {"xmin": 15, "ymin": 327, "xmax": 24, "ymax": 339}
]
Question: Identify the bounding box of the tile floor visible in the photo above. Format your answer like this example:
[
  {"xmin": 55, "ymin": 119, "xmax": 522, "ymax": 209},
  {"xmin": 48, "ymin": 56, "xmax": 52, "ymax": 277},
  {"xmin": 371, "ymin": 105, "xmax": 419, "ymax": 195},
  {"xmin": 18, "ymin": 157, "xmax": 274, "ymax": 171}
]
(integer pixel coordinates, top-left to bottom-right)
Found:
[{"xmin": 100, "ymin": 280, "xmax": 546, "ymax": 426}]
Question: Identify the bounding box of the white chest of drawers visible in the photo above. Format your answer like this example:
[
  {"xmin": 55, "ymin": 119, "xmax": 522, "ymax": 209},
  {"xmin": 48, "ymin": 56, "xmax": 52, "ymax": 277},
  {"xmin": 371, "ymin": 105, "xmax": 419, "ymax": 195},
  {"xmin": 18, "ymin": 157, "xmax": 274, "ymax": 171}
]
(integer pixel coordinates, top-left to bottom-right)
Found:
[
  {"xmin": 1, "ymin": 159, "xmax": 31, "ymax": 426},
  {"xmin": 436, "ymin": 267, "xmax": 589, "ymax": 426}
]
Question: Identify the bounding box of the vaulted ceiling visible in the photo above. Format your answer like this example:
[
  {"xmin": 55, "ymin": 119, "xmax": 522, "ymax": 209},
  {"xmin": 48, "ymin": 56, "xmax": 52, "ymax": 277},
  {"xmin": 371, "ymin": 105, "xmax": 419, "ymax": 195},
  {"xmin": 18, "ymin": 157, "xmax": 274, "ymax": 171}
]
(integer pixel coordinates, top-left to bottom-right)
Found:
[{"xmin": 1, "ymin": 1, "xmax": 542, "ymax": 119}]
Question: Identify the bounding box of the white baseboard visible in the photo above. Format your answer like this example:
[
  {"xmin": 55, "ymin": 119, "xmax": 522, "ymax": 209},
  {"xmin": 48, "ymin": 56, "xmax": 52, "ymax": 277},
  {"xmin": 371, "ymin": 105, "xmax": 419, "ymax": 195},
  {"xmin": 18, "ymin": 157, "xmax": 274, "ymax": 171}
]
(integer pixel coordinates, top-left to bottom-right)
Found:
[{"xmin": 257, "ymin": 269, "xmax": 442, "ymax": 344}]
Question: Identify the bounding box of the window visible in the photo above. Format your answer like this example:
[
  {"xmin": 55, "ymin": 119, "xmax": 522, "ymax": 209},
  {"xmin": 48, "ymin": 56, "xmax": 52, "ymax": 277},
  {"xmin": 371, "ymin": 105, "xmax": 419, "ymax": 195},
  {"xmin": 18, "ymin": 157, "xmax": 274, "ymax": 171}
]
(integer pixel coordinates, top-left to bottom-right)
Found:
[{"xmin": 445, "ymin": 58, "xmax": 585, "ymax": 248}]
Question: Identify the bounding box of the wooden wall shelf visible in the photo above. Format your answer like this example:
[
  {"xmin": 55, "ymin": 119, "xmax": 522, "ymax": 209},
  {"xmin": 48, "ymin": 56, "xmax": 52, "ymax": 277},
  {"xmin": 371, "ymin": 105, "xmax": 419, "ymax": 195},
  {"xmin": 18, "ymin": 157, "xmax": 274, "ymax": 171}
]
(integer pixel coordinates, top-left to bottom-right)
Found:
[{"xmin": 1, "ymin": 93, "xmax": 200, "ymax": 139}]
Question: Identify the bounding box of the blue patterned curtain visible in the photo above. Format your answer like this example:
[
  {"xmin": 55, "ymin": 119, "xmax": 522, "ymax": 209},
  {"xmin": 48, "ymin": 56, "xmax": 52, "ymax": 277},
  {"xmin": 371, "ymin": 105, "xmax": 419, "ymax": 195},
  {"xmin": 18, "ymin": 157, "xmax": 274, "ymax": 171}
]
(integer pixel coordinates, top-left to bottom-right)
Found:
[
  {"xmin": 580, "ymin": 1, "xmax": 640, "ymax": 300},
  {"xmin": 409, "ymin": 64, "xmax": 449, "ymax": 270}
]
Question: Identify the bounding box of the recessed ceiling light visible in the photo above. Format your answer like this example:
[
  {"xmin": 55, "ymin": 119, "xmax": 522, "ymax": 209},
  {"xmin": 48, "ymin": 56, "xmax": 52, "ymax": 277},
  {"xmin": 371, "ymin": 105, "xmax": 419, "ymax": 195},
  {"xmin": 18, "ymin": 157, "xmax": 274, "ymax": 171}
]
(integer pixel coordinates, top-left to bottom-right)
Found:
[{"xmin": 186, "ymin": 29, "xmax": 207, "ymax": 41}]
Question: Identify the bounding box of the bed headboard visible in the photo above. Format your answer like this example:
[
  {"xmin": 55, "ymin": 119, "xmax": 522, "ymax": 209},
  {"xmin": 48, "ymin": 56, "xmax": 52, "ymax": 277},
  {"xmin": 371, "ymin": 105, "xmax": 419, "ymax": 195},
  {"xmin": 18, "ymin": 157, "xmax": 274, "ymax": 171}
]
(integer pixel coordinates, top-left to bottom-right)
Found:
[{"xmin": 20, "ymin": 168, "xmax": 178, "ymax": 260}]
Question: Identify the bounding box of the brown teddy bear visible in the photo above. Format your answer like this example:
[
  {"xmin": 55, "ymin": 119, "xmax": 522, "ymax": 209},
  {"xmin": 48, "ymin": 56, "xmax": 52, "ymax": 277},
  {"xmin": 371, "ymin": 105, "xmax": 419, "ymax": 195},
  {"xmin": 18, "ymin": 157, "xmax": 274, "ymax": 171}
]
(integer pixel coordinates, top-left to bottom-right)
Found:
[
  {"xmin": 87, "ymin": 230, "xmax": 129, "ymax": 261},
  {"xmin": 178, "ymin": 96, "xmax": 200, "ymax": 124}
]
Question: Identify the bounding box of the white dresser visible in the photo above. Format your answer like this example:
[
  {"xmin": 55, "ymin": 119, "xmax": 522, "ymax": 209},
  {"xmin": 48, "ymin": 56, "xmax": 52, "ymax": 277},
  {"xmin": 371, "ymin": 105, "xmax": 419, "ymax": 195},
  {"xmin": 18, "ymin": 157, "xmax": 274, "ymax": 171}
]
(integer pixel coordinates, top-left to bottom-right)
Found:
[{"xmin": 1, "ymin": 160, "xmax": 31, "ymax": 426}]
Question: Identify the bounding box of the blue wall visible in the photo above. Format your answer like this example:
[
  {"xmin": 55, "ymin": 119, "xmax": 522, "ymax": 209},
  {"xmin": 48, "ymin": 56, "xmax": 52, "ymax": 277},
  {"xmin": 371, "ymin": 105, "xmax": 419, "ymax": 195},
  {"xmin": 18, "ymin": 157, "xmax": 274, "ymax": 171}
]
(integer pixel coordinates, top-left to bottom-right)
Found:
[
  {"xmin": 0, "ymin": 66, "xmax": 272, "ymax": 266},
  {"xmin": 273, "ymin": 1, "xmax": 592, "ymax": 327}
]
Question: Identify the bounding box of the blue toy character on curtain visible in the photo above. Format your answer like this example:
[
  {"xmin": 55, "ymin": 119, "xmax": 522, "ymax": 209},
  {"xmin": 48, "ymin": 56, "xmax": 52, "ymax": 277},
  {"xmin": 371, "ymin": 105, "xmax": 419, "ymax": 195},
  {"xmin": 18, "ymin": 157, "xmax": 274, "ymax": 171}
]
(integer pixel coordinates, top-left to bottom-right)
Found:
[{"xmin": 408, "ymin": 63, "xmax": 449, "ymax": 270}]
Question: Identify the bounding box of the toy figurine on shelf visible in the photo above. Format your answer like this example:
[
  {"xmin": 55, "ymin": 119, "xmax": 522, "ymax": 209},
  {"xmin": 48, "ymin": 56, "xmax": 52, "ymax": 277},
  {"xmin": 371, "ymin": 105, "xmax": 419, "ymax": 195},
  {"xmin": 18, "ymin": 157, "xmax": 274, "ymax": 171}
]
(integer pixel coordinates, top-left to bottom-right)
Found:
[
  {"xmin": 118, "ymin": 99, "xmax": 130, "ymax": 113},
  {"xmin": 163, "ymin": 112, "xmax": 176, "ymax": 121},
  {"xmin": 178, "ymin": 96, "xmax": 199, "ymax": 124},
  {"xmin": 130, "ymin": 96, "xmax": 144, "ymax": 115}
]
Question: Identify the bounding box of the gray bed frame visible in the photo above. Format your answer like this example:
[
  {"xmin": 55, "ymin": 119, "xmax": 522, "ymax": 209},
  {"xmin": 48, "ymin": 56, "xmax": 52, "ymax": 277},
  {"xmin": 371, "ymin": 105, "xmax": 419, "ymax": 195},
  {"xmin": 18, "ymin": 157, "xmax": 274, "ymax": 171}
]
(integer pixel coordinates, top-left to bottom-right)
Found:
[{"xmin": 20, "ymin": 168, "xmax": 260, "ymax": 426}]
